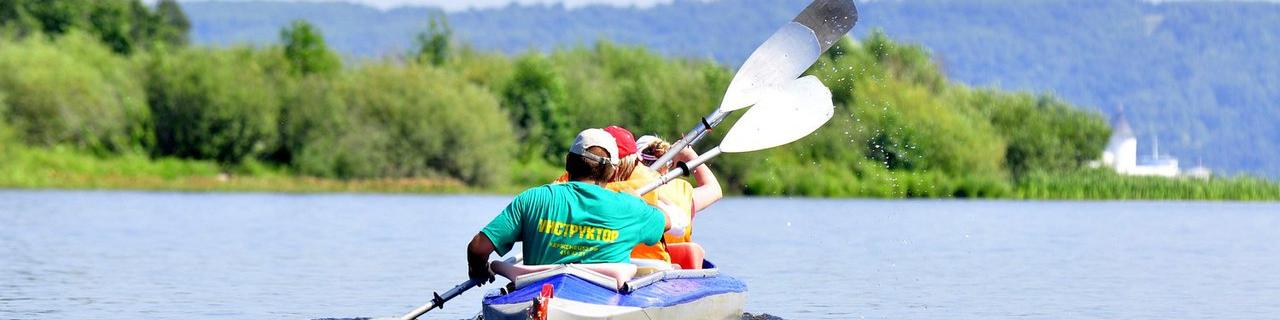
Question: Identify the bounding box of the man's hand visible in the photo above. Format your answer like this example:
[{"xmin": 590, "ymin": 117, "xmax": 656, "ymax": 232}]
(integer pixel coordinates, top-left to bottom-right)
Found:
[
  {"xmin": 467, "ymin": 233, "xmax": 497, "ymax": 285},
  {"xmin": 468, "ymin": 262, "xmax": 494, "ymax": 285}
]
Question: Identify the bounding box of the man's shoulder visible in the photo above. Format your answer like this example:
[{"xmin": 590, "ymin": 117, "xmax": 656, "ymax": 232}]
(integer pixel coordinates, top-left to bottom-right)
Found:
[
  {"xmin": 510, "ymin": 184, "xmax": 567, "ymax": 208},
  {"xmin": 518, "ymin": 183, "xmax": 566, "ymax": 196}
]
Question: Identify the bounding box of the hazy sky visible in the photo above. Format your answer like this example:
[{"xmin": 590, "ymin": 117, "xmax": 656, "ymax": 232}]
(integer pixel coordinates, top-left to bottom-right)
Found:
[
  {"xmin": 169, "ymin": 0, "xmax": 1279, "ymax": 11},
  {"xmin": 171, "ymin": 0, "xmax": 682, "ymax": 11}
]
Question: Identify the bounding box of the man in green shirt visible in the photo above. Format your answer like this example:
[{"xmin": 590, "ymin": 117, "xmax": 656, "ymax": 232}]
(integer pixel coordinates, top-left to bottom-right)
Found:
[{"xmin": 467, "ymin": 128, "xmax": 683, "ymax": 282}]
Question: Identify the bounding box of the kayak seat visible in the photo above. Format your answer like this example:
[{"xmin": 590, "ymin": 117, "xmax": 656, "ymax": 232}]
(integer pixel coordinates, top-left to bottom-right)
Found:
[
  {"xmin": 630, "ymin": 258, "xmax": 675, "ymax": 277},
  {"xmin": 490, "ymin": 261, "xmax": 637, "ymax": 291},
  {"xmin": 666, "ymin": 242, "xmax": 705, "ymax": 270}
]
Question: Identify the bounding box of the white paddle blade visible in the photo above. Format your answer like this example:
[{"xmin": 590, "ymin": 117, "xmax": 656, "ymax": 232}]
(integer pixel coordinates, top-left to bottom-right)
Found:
[
  {"xmin": 794, "ymin": 0, "xmax": 858, "ymax": 53},
  {"xmin": 718, "ymin": 22, "xmax": 822, "ymax": 112},
  {"xmin": 720, "ymin": 76, "xmax": 835, "ymax": 153}
]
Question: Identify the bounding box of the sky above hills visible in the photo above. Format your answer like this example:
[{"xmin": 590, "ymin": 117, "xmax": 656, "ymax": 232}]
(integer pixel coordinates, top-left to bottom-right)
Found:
[
  {"xmin": 166, "ymin": 0, "xmax": 680, "ymax": 11},
  {"xmin": 163, "ymin": 0, "xmax": 1277, "ymax": 11}
]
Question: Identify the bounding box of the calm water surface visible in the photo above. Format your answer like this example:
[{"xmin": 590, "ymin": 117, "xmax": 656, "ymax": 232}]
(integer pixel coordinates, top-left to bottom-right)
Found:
[{"xmin": 2, "ymin": 190, "xmax": 1278, "ymax": 319}]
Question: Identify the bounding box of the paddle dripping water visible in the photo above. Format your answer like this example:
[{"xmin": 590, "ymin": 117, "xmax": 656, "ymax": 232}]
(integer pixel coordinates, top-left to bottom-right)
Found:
[
  {"xmin": 632, "ymin": 74, "xmax": 836, "ymax": 196},
  {"xmin": 647, "ymin": 0, "xmax": 857, "ymax": 170}
]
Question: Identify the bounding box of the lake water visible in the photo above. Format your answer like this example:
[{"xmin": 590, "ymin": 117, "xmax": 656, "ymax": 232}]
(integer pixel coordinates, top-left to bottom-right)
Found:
[{"xmin": 2, "ymin": 190, "xmax": 1278, "ymax": 319}]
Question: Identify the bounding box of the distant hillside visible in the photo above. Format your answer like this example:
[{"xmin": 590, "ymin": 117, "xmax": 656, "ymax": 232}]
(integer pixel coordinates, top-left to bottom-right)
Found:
[{"xmin": 182, "ymin": 0, "xmax": 1280, "ymax": 178}]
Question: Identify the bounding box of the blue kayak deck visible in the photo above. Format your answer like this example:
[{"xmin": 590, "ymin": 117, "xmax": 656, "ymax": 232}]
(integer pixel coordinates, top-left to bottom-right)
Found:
[{"xmin": 484, "ymin": 273, "xmax": 747, "ymax": 308}]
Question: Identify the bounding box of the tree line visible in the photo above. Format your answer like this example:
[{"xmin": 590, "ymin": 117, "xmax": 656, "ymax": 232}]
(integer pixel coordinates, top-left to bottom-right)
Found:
[
  {"xmin": 12, "ymin": 1, "xmax": 1245, "ymax": 198},
  {"xmin": 176, "ymin": 0, "xmax": 1280, "ymax": 179}
]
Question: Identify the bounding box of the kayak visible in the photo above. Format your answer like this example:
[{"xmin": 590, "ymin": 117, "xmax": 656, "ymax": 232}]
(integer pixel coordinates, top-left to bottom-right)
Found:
[{"xmin": 480, "ymin": 261, "xmax": 747, "ymax": 320}]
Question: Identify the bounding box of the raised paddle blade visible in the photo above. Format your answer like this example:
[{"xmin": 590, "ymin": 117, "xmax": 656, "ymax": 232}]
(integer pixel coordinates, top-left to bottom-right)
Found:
[
  {"xmin": 718, "ymin": 22, "xmax": 821, "ymax": 112},
  {"xmin": 646, "ymin": 0, "xmax": 857, "ymax": 171},
  {"xmin": 795, "ymin": 0, "xmax": 859, "ymax": 53},
  {"xmin": 719, "ymin": 75, "xmax": 835, "ymax": 153},
  {"xmin": 718, "ymin": 0, "xmax": 858, "ymax": 112}
]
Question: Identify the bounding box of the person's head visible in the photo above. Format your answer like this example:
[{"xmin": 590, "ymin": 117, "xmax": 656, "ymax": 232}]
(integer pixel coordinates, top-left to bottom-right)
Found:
[
  {"xmin": 565, "ymin": 128, "xmax": 619, "ymax": 185},
  {"xmin": 636, "ymin": 135, "xmax": 672, "ymax": 173},
  {"xmin": 602, "ymin": 125, "xmax": 639, "ymax": 182}
]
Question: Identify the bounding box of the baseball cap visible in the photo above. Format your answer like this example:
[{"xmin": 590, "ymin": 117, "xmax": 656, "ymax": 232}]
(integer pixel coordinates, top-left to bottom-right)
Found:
[
  {"xmin": 570, "ymin": 128, "xmax": 620, "ymax": 165},
  {"xmin": 603, "ymin": 125, "xmax": 637, "ymax": 157}
]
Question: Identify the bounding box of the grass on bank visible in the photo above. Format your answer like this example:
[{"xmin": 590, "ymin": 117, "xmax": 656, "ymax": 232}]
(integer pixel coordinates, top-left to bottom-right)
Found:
[
  {"xmin": 1015, "ymin": 169, "xmax": 1280, "ymax": 201},
  {"xmin": 0, "ymin": 144, "xmax": 472, "ymax": 193}
]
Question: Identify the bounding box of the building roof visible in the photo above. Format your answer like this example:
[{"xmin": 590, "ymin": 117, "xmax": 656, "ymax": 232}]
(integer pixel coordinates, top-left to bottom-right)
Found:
[{"xmin": 1110, "ymin": 107, "xmax": 1135, "ymax": 140}]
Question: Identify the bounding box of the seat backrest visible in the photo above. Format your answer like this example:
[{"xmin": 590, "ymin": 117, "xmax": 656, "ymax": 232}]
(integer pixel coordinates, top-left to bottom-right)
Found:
[{"xmin": 666, "ymin": 242, "xmax": 705, "ymax": 270}]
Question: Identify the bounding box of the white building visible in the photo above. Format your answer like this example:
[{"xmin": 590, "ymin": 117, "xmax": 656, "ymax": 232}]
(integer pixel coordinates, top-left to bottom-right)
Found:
[{"xmin": 1100, "ymin": 109, "xmax": 1180, "ymax": 177}]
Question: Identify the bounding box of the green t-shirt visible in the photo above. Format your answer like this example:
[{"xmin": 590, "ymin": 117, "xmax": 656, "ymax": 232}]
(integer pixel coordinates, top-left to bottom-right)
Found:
[{"xmin": 481, "ymin": 181, "xmax": 667, "ymax": 265}]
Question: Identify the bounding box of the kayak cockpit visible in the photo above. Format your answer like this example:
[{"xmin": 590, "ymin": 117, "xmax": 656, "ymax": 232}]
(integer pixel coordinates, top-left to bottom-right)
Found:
[{"xmin": 481, "ymin": 260, "xmax": 746, "ymax": 320}]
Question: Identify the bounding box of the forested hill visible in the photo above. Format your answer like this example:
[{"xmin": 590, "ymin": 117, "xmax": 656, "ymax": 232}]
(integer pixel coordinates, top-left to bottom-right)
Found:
[{"xmin": 182, "ymin": 0, "xmax": 1280, "ymax": 178}]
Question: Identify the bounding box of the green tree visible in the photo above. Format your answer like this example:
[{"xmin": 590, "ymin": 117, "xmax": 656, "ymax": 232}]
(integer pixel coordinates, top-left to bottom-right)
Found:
[
  {"xmin": 276, "ymin": 75, "xmax": 348, "ymax": 173},
  {"xmin": 413, "ymin": 14, "xmax": 452, "ymax": 66},
  {"xmin": 305, "ymin": 64, "xmax": 514, "ymax": 185},
  {"xmin": 154, "ymin": 0, "xmax": 189, "ymax": 46},
  {"xmin": 87, "ymin": 0, "xmax": 134, "ymax": 54},
  {"xmin": 0, "ymin": 32, "xmax": 149, "ymax": 152},
  {"xmin": 503, "ymin": 54, "xmax": 574, "ymax": 163},
  {"xmin": 965, "ymin": 90, "xmax": 1110, "ymax": 178},
  {"xmin": 281, "ymin": 20, "xmax": 340, "ymax": 76},
  {"xmin": 0, "ymin": 0, "xmax": 39, "ymax": 36},
  {"xmin": 144, "ymin": 47, "xmax": 281, "ymax": 163},
  {"xmin": 1, "ymin": 0, "xmax": 190, "ymax": 54}
]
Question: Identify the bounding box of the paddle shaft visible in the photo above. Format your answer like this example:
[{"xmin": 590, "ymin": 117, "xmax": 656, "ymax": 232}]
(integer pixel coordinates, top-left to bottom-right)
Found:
[
  {"xmin": 635, "ymin": 147, "xmax": 722, "ymax": 196},
  {"xmin": 401, "ymin": 256, "xmax": 520, "ymax": 320},
  {"xmin": 648, "ymin": 110, "xmax": 728, "ymax": 171}
]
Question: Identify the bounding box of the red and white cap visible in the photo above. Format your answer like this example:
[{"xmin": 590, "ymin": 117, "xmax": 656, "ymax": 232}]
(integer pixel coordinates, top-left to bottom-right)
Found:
[{"xmin": 602, "ymin": 125, "xmax": 637, "ymax": 158}]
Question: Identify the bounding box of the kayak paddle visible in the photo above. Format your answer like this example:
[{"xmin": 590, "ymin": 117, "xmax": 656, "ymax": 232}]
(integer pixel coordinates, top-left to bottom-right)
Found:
[
  {"xmin": 647, "ymin": 0, "xmax": 857, "ymax": 171},
  {"xmin": 400, "ymin": 256, "xmax": 520, "ymax": 320},
  {"xmin": 635, "ymin": 75, "xmax": 835, "ymax": 196}
]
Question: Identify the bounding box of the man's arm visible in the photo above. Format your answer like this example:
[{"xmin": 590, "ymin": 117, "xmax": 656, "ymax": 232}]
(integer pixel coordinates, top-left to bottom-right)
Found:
[{"xmin": 467, "ymin": 233, "xmax": 496, "ymax": 283}]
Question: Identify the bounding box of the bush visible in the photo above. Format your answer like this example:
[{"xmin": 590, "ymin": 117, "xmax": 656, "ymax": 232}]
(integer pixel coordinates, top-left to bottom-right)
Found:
[
  {"xmin": 275, "ymin": 75, "xmax": 347, "ymax": 174},
  {"xmin": 284, "ymin": 63, "xmax": 515, "ymax": 186},
  {"xmin": 0, "ymin": 32, "xmax": 148, "ymax": 152},
  {"xmin": 501, "ymin": 54, "xmax": 574, "ymax": 163},
  {"xmin": 961, "ymin": 89, "xmax": 1110, "ymax": 178},
  {"xmin": 478, "ymin": 41, "xmax": 732, "ymax": 168},
  {"xmin": 0, "ymin": 91, "xmax": 11, "ymax": 145},
  {"xmin": 144, "ymin": 47, "xmax": 281, "ymax": 163},
  {"xmin": 547, "ymin": 42, "xmax": 728, "ymax": 140},
  {"xmin": 863, "ymin": 30, "xmax": 946, "ymax": 92}
]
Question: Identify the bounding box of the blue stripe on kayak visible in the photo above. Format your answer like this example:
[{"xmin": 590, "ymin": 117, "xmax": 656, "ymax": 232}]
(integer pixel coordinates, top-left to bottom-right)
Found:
[{"xmin": 483, "ymin": 273, "xmax": 747, "ymax": 308}]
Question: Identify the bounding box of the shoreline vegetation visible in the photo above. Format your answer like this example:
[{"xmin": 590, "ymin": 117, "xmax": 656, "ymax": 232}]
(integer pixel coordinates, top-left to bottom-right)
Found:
[
  {"xmin": 2, "ymin": 1, "xmax": 1278, "ymax": 200},
  {"xmin": 6, "ymin": 141, "xmax": 1278, "ymax": 201}
]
